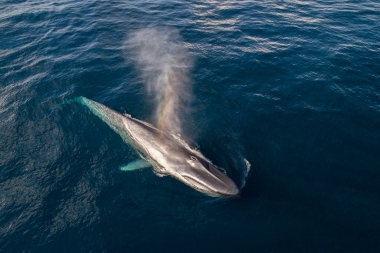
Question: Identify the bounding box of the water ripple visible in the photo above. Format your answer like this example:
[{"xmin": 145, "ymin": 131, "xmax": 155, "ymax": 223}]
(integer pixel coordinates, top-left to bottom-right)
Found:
[{"xmin": 1, "ymin": 0, "xmax": 380, "ymax": 252}]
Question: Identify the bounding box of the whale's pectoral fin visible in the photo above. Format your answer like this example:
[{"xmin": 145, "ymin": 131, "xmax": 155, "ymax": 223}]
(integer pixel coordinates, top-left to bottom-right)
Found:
[{"xmin": 119, "ymin": 159, "xmax": 152, "ymax": 171}]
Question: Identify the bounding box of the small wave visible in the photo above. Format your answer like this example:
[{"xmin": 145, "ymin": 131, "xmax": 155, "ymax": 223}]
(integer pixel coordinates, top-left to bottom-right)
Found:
[{"xmin": 240, "ymin": 158, "xmax": 251, "ymax": 189}]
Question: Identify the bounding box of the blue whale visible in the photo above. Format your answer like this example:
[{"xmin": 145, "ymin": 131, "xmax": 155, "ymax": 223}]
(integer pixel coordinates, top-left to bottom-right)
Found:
[{"xmin": 74, "ymin": 97, "xmax": 239, "ymax": 197}]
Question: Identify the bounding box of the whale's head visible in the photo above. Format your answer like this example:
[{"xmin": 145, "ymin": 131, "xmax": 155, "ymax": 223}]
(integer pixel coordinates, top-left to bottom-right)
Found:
[{"xmin": 178, "ymin": 153, "xmax": 240, "ymax": 198}]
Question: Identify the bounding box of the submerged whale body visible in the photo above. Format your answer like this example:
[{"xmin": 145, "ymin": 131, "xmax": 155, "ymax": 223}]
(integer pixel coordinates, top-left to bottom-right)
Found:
[{"xmin": 74, "ymin": 97, "xmax": 239, "ymax": 198}]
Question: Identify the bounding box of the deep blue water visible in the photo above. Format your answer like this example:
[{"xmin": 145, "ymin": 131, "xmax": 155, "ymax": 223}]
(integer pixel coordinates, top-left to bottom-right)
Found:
[{"xmin": 1, "ymin": 0, "xmax": 380, "ymax": 252}]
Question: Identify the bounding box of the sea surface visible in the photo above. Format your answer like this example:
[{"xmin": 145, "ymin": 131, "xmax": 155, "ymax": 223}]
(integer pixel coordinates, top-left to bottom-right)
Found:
[{"xmin": 1, "ymin": 1, "xmax": 380, "ymax": 252}]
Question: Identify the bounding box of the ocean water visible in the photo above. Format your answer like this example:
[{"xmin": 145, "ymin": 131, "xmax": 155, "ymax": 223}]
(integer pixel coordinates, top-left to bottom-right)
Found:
[{"xmin": 1, "ymin": 0, "xmax": 380, "ymax": 252}]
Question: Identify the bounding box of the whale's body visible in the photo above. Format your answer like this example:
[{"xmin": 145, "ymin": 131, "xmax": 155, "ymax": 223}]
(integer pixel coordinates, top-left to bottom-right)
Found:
[{"xmin": 75, "ymin": 97, "xmax": 239, "ymax": 197}]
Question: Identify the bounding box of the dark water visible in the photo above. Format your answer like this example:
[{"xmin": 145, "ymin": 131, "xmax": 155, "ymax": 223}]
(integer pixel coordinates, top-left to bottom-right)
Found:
[{"xmin": 1, "ymin": 1, "xmax": 380, "ymax": 252}]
